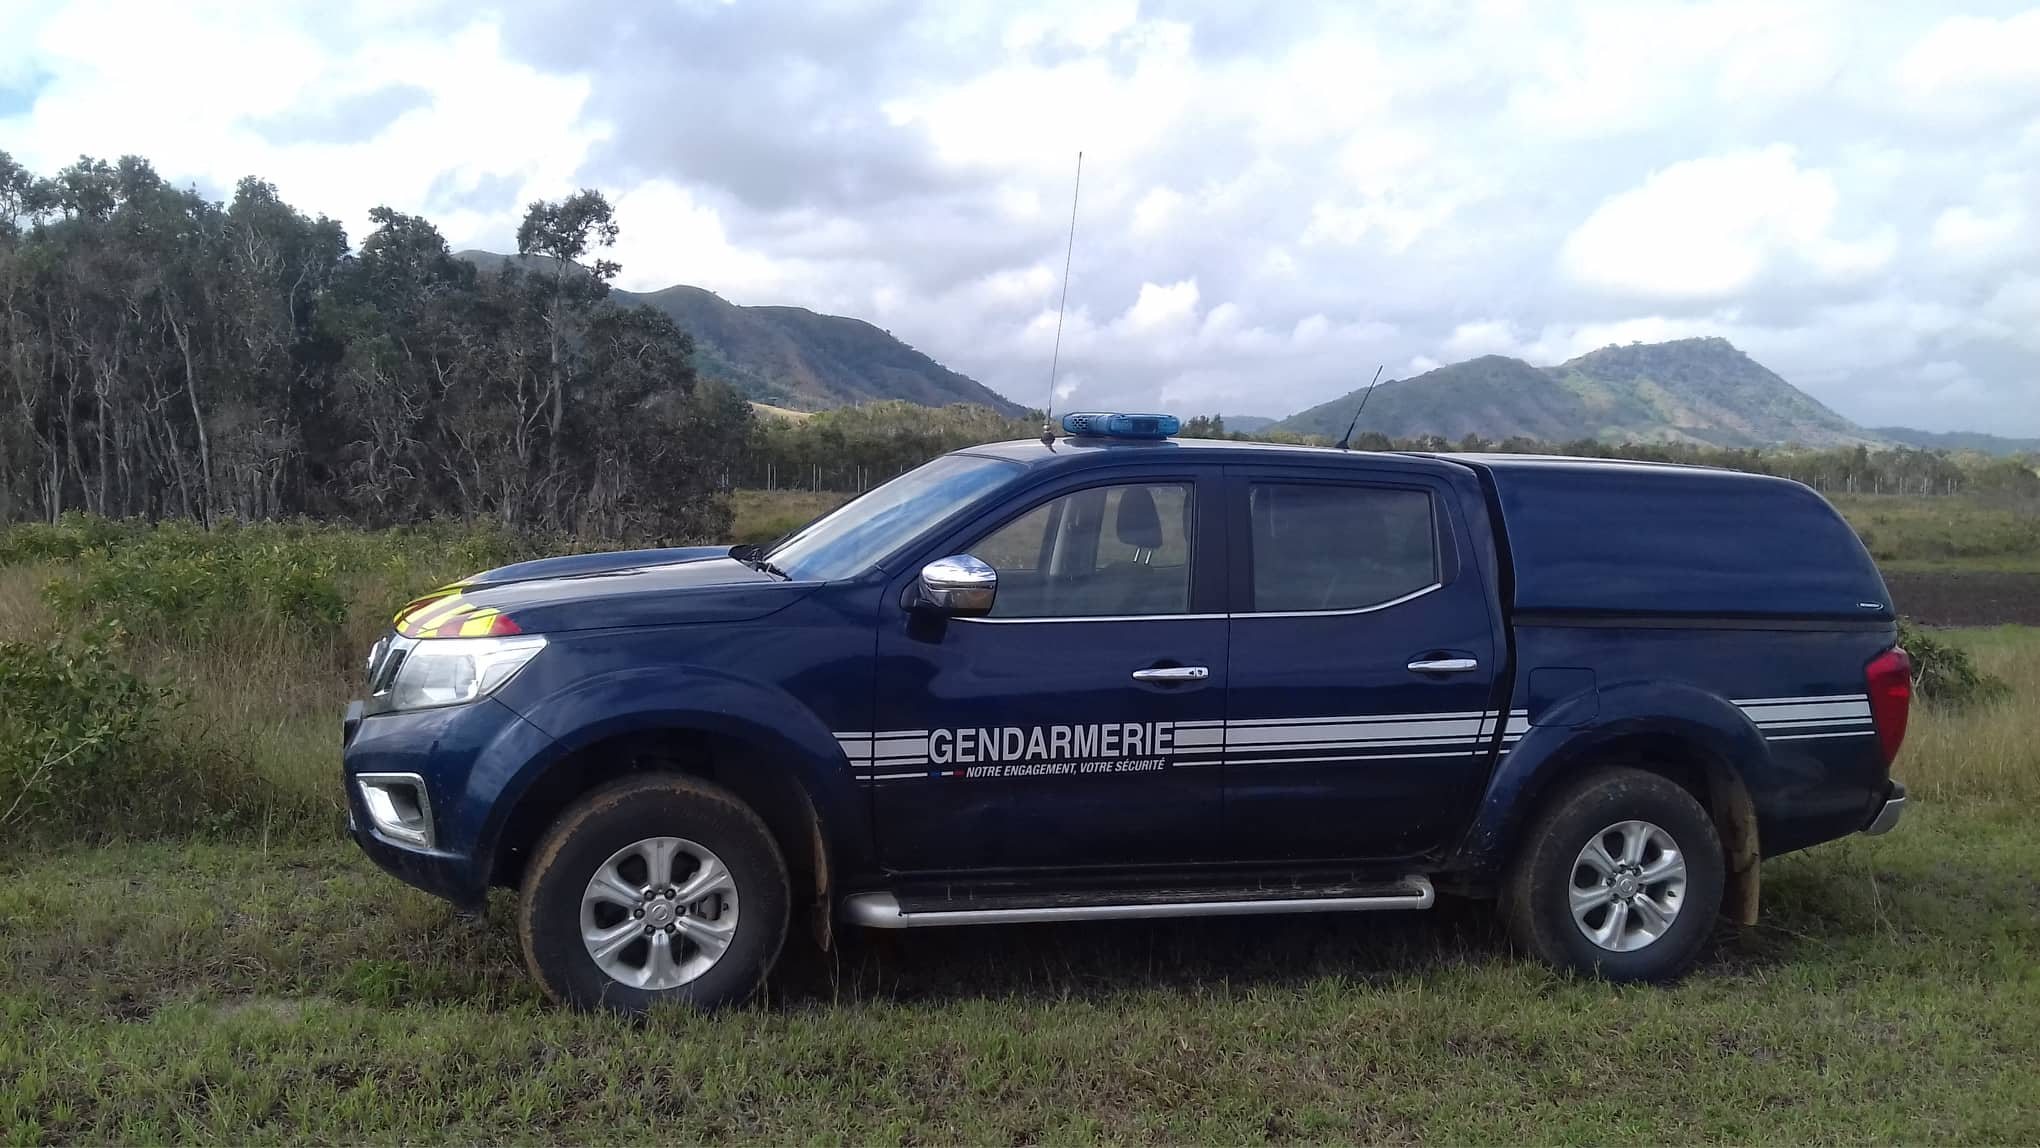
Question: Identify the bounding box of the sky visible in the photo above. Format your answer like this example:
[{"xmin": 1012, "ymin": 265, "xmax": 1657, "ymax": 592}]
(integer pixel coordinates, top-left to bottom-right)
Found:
[{"xmin": 4, "ymin": 0, "xmax": 2040, "ymax": 434}]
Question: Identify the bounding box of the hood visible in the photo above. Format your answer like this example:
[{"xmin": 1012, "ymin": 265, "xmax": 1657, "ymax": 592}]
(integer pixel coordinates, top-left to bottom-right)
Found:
[{"xmin": 394, "ymin": 546, "xmax": 814, "ymax": 637}]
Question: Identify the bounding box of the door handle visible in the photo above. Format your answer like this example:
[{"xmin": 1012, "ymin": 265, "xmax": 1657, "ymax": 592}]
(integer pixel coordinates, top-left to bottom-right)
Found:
[
  {"xmin": 1132, "ymin": 666, "xmax": 1210, "ymax": 682},
  {"xmin": 1407, "ymin": 657, "xmax": 1479, "ymax": 674}
]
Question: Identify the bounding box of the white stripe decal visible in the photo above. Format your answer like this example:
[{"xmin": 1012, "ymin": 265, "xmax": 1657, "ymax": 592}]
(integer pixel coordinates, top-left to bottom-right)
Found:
[
  {"xmin": 1738, "ymin": 701, "xmax": 1871, "ymax": 723},
  {"xmin": 1753, "ymin": 717, "xmax": 1874, "ymax": 730},
  {"xmin": 1226, "ymin": 710, "xmax": 1492, "ymax": 728},
  {"xmin": 1225, "ymin": 720, "xmax": 1485, "ymax": 747},
  {"xmin": 1733, "ymin": 693, "xmax": 1868, "ymax": 706},
  {"xmin": 1766, "ymin": 730, "xmax": 1877, "ymax": 741},
  {"xmin": 1192, "ymin": 750, "xmax": 1484, "ymax": 767}
]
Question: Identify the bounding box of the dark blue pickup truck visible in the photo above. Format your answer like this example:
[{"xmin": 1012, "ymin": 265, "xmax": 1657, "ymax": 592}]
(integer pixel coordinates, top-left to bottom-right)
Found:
[{"xmin": 343, "ymin": 414, "xmax": 1912, "ymax": 1012}]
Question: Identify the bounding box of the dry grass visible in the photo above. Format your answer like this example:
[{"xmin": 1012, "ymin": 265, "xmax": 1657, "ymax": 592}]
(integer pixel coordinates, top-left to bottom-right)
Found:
[{"xmin": 1897, "ymin": 626, "xmax": 2040, "ymax": 806}]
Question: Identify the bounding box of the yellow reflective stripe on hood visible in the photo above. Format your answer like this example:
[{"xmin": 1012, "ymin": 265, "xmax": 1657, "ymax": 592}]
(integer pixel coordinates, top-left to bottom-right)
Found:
[
  {"xmin": 457, "ymin": 609, "xmax": 502, "ymax": 637},
  {"xmin": 403, "ymin": 595, "xmax": 470, "ymax": 636}
]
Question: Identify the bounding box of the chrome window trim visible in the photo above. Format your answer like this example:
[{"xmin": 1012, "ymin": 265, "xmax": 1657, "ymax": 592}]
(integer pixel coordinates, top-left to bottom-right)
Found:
[
  {"xmin": 959, "ymin": 611, "xmax": 1228, "ymax": 625},
  {"xmin": 1234, "ymin": 581, "xmax": 1444, "ymax": 619},
  {"xmin": 953, "ymin": 582, "xmax": 1444, "ymax": 624}
]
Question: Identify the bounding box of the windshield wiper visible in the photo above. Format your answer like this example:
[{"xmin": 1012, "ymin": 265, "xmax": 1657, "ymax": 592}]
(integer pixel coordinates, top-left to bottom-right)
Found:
[{"xmin": 731, "ymin": 544, "xmax": 791, "ymax": 580}]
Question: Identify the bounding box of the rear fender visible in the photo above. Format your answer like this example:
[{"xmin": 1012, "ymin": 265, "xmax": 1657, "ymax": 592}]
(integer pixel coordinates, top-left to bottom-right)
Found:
[
  {"xmin": 1456, "ymin": 679, "xmax": 1768, "ymax": 878},
  {"xmin": 482, "ymin": 665, "xmax": 873, "ymax": 877}
]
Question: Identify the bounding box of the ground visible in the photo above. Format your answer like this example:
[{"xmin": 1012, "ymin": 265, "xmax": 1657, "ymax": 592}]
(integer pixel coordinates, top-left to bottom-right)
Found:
[{"xmin": 3, "ymin": 628, "xmax": 2037, "ymax": 1143}]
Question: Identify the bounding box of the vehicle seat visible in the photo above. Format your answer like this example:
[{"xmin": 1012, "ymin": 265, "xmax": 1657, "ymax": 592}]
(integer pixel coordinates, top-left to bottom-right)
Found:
[{"xmin": 1073, "ymin": 487, "xmax": 1185, "ymax": 614}]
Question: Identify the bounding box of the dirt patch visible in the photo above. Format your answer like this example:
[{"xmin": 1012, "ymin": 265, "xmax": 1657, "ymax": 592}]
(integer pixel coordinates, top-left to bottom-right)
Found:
[{"xmin": 1885, "ymin": 571, "xmax": 2040, "ymax": 627}]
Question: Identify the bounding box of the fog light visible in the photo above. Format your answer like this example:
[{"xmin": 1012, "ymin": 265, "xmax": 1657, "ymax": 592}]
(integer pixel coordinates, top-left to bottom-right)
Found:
[{"xmin": 356, "ymin": 772, "xmax": 435, "ymax": 848}]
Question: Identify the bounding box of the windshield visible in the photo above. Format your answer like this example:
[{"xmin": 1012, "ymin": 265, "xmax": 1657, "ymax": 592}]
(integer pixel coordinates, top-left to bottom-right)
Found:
[{"xmin": 766, "ymin": 453, "xmax": 1024, "ymax": 581}]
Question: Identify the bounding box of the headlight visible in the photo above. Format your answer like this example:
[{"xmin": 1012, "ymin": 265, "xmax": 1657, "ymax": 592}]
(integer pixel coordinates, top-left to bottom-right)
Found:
[{"xmin": 364, "ymin": 634, "xmax": 547, "ymax": 715}]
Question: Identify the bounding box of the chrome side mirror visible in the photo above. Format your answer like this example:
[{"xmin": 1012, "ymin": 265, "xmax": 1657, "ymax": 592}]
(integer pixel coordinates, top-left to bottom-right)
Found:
[{"xmin": 917, "ymin": 554, "xmax": 997, "ymax": 616}]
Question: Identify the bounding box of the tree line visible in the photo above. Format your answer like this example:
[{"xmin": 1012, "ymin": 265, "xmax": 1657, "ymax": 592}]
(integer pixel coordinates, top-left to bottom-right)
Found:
[
  {"xmin": 6, "ymin": 148, "xmax": 2028, "ymax": 542},
  {"xmin": 1, "ymin": 151, "xmax": 750, "ymax": 539},
  {"xmin": 744, "ymin": 407, "xmax": 2039, "ymax": 503}
]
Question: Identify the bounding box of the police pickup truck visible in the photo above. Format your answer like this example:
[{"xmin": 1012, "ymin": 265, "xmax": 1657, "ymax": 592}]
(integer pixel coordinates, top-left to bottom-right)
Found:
[{"xmin": 344, "ymin": 413, "xmax": 1911, "ymax": 1012}]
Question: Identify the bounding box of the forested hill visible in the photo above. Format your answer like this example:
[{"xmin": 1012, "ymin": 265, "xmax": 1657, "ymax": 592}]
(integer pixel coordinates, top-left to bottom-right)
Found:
[
  {"xmin": 458, "ymin": 252, "xmax": 1022, "ymax": 415},
  {"xmin": 1270, "ymin": 337, "xmax": 1876, "ymax": 448},
  {"xmin": 1872, "ymin": 427, "xmax": 2040, "ymax": 457}
]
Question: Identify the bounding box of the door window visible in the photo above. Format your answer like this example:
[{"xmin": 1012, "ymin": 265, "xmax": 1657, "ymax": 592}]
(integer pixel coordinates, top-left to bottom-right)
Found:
[
  {"xmin": 1248, "ymin": 483, "xmax": 1436, "ymax": 612},
  {"xmin": 968, "ymin": 482, "xmax": 1193, "ymax": 618}
]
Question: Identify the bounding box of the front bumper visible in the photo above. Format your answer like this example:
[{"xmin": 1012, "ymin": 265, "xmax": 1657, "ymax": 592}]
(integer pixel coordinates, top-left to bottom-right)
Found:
[
  {"xmin": 1862, "ymin": 780, "xmax": 1907, "ymax": 836},
  {"xmin": 342, "ymin": 695, "xmax": 559, "ymax": 908}
]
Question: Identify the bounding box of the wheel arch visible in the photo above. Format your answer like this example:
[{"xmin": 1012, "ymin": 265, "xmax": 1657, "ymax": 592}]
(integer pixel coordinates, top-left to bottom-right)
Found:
[
  {"xmin": 1456, "ymin": 683, "xmax": 1767, "ymax": 923},
  {"xmin": 480, "ymin": 673, "xmax": 873, "ymax": 946}
]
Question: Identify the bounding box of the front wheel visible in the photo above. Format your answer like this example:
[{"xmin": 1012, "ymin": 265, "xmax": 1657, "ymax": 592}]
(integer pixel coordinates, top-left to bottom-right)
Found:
[
  {"xmin": 1502, "ymin": 767, "xmax": 1725, "ymax": 983},
  {"xmin": 518, "ymin": 773, "xmax": 789, "ymax": 1013}
]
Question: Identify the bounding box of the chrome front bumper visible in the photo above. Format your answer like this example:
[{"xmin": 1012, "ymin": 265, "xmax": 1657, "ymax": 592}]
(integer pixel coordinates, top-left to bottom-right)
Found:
[{"xmin": 1862, "ymin": 781, "xmax": 1907, "ymax": 836}]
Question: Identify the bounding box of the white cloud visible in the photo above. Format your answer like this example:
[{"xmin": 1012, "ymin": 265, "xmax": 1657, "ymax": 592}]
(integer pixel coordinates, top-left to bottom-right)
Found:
[
  {"xmin": 5, "ymin": 6, "xmax": 602, "ymax": 252},
  {"xmin": 1560, "ymin": 146, "xmax": 1895, "ymax": 301},
  {"xmin": 1898, "ymin": 10, "xmax": 2040, "ymax": 100},
  {"xmin": 1114, "ymin": 279, "xmax": 1201, "ymax": 335},
  {"xmin": 1929, "ymin": 205, "xmax": 2025, "ymax": 265}
]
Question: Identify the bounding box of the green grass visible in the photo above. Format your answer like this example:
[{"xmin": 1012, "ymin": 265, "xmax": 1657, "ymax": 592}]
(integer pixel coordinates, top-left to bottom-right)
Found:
[
  {"xmin": 1831, "ymin": 494, "xmax": 2040, "ymax": 572},
  {"xmin": 729, "ymin": 488, "xmax": 850, "ymax": 547},
  {"xmin": 0, "ymin": 629, "xmax": 2037, "ymax": 1142},
  {"xmin": 2, "ymin": 804, "xmax": 2037, "ymax": 1142}
]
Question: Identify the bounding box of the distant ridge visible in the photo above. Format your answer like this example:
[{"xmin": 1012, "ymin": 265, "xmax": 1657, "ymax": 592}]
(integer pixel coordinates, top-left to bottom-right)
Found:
[
  {"xmin": 1872, "ymin": 427, "xmax": 2040, "ymax": 457},
  {"xmin": 1269, "ymin": 337, "xmax": 1877, "ymax": 448},
  {"xmin": 456, "ymin": 251, "xmax": 1023, "ymax": 415}
]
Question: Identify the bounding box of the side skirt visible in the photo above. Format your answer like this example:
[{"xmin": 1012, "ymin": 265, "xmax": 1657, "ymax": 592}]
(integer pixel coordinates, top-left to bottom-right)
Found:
[{"xmin": 840, "ymin": 876, "xmax": 1435, "ymax": 928}]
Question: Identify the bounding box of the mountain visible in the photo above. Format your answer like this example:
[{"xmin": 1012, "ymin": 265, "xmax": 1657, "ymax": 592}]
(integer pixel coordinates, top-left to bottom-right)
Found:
[
  {"xmin": 456, "ymin": 252, "xmax": 1023, "ymax": 415},
  {"xmin": 1872, "ymin": 427, "xmax": 2040, "ymax": 457},
  {"xmin": 1269, "ymin": 338, "xmax": 1876, "ymax": 448}
]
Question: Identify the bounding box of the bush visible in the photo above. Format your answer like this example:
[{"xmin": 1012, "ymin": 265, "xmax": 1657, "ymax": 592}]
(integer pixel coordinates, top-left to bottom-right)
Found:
[
  {"xmin": 4, "ymin": 516, "xmax": 572, "ymax": 650},
  {"xmin": 1899, "ymin": 617, "xmax": 2011, "ymax": 707},
  {"xmin": 0, "ymin": 628, "xmax": 338, "ymax": 845}
]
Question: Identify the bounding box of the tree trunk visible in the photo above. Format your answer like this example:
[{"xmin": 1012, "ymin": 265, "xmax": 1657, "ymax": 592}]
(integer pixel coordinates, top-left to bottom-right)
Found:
[{"xmin": 165, "ymin": 303, "xmax": 213, "ymax": 525}]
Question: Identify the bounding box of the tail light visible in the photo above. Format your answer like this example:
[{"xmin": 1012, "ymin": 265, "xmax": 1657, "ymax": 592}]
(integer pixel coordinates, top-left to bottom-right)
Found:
[{"xmin": 1865, "ymin": 647, "xmax": 1913, "ymax": 765}]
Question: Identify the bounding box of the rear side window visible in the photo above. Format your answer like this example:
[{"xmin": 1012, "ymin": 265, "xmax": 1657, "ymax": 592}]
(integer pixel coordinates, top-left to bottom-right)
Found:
[{"xmin": 1248, "ymin": 483, "xmax": 1437, "ymax": 612}]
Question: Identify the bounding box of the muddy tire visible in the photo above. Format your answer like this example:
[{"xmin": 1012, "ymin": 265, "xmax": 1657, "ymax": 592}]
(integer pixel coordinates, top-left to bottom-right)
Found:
[
  {"xmin": 1502, "ymin": 767, "xmax": 1724, "ymax": 983},
  {"xmin": 518, "ymin": 773, "xmax": 789, "ymax": 1013}
]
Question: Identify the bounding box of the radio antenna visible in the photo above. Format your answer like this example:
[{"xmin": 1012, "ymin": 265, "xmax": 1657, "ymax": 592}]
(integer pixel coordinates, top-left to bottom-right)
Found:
[
  {"xmin": 1041, "ymin": 150, "xmax": 1084, "ymax": 446},
  {"xmin": 1332, "ymin": 364, "xmax": 1386, "ymax": 451}
]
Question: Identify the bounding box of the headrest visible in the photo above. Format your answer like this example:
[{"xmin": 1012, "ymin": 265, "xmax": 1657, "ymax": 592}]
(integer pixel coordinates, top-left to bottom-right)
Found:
[{"xmin": 1116, "ymin": 486, "xmax": 1163, "ymax": 549}]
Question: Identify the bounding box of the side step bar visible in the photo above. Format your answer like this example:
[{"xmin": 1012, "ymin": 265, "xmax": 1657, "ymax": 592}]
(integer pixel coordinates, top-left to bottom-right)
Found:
[{"xmin": 840, "ymin": 877, "xmax": 1434, "ymax": 929}]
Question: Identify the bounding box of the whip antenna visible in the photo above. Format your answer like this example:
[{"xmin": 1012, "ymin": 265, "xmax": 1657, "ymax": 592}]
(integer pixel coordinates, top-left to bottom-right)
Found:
[
  {"xmin": 1332, "ymin": 364, "xmax": 1386, "ymax": 451},
  {"xmin": 1041, "ymin": 150, "xmax": 1084, "ymax": 445}
]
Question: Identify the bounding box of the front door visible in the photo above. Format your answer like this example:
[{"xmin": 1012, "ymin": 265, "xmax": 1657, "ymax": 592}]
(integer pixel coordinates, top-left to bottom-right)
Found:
[
  {"xmin": 869, "ymin": 471, "xmax": 1228, "ymax": 873},
  {"xmin": 1221, "ymin": 466, "xmax": 1502, "ymax": 860}
]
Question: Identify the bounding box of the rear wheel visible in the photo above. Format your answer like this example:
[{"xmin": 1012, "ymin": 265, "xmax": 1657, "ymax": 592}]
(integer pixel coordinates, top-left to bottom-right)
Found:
[
  {"xmin": 518, "ymin": 773, "xmax": 789, "ymax": 1013},
  {"xmin": 1502, "ymin": 767, "xmax": 1724, "ymax": 983}
]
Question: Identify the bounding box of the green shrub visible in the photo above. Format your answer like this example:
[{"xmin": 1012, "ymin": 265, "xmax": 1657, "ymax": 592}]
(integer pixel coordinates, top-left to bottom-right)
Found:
[
  {"xmin": 1898, "ymin": 618, "xmax": 2011, "ymax": 707},
  {"xmin": 3, "ymin": 516, "xmax": 572, "ymax": 648},
  {"xmin": 0, "ymin": 628, "xmax": 333, "ymax": 845}
]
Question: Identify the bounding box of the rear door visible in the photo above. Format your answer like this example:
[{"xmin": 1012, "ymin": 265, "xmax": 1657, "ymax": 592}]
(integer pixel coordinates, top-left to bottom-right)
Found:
[
  {"xmin": 868, "ymin": 465, "xmax": 1230, "ymax": 873},
  {"xmin": 1221, "ymin": 464, "xmax": 1501, "ymax": 860}
]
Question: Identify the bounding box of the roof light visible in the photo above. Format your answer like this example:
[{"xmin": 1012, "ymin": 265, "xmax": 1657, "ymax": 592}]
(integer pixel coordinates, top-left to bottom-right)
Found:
[{"xmin": 1060, "ymin": 412, "xmax": 1180, "ymax": 439}]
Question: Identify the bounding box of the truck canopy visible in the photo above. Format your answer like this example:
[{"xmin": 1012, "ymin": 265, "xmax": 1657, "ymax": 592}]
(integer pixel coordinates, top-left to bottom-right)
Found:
[{"xmin": 1449, "ymin": 455, "xmax": 1893, "ymax": 622}]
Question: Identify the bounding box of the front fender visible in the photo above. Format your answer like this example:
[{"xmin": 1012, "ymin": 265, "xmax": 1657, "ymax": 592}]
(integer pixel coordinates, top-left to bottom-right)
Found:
[
  {"xmin": 483, "ymin": 665, "xmax": 873, "ymax": 876},
  {"xmin": 1454, "ymin": 679, "xmax": 1767, "ymax": 876}
]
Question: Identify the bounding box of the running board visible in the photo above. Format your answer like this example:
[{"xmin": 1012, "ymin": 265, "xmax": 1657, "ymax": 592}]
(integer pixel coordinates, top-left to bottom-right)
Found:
[{"xmin": 840, "ymin": 876, "xmax": 1434, "ymax": 928}]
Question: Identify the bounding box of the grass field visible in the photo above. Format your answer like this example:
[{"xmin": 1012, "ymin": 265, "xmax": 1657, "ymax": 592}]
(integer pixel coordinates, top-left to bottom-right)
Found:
[{"xmin": 2, "ymin": 516, "xmax": 2039, "ymax": 1142}]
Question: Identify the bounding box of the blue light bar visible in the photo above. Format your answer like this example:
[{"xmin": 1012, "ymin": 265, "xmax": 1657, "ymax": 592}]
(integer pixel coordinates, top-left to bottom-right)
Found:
[{"xmin": 1060, "ymin": 412, "xmax": 1181, "ymax": 439}]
